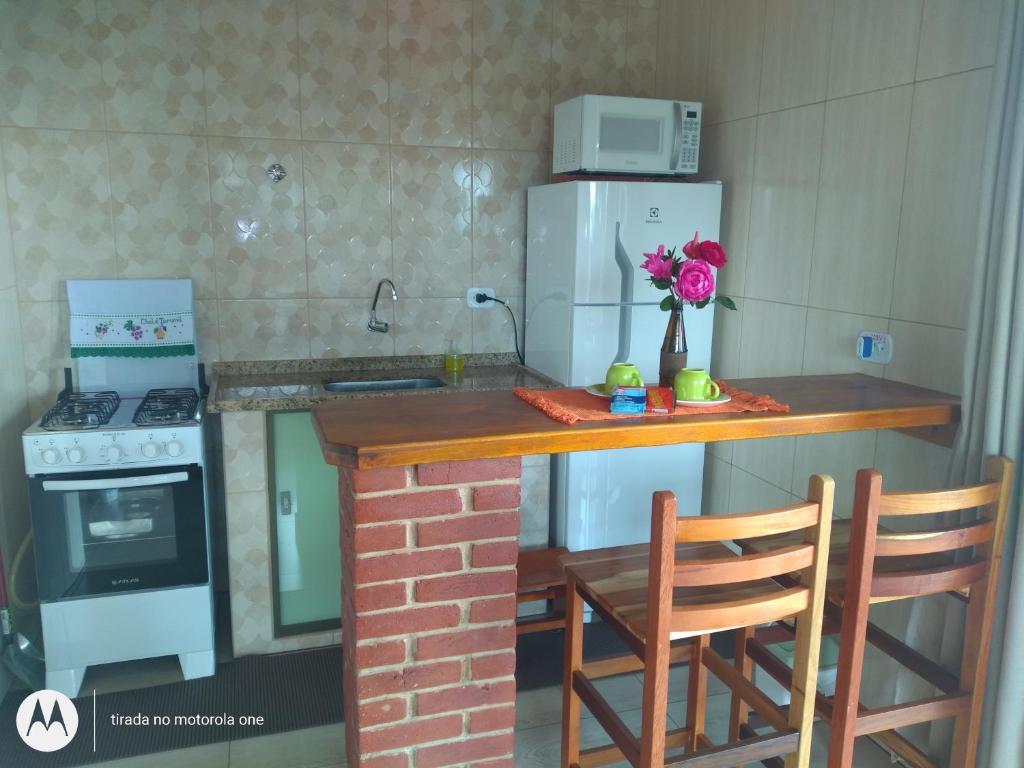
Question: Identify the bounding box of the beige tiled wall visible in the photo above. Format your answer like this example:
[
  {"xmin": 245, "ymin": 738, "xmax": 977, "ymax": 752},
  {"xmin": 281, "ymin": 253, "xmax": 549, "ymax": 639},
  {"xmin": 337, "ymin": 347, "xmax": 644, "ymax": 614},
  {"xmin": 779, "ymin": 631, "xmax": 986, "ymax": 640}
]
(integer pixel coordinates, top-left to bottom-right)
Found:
[
  {"xmin": 0, "ymin": 0, "xmax": 669, "ymax": 417},
  {"xmin": 682, "ymin": 0, "xmax": 1001, "ymax": 511}
]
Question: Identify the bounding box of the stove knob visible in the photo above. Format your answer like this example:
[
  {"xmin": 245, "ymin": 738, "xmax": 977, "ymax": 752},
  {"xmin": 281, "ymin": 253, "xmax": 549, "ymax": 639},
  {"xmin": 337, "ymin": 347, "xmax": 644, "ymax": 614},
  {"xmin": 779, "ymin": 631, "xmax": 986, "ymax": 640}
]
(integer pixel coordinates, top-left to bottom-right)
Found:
[
  {"xmin": 41, "ymin": 447, "xmax": 61, "ymax": 465},
  {"xmin": 141, "ymin": 441, "xmax": 162, "ymax": 459},
  {"xmin": 66, "ymin": 446, "xmax": 86, "ymax": 464},
  {"xmin": 106, "ymin": 444, "xmax": 125, "ymax": 463},
  {"xmin": 165, "ymin": 440, "xmax": 184, "ymax": 458}
]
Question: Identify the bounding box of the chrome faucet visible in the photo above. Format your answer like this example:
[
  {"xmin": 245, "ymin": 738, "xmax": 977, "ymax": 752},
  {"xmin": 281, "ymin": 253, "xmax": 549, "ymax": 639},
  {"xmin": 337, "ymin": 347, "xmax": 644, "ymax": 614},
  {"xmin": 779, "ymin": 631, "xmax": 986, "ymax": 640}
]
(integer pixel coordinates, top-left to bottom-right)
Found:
[{"xmin": 368, "ymin": 278, "xmax": 398, "ymax": 333}]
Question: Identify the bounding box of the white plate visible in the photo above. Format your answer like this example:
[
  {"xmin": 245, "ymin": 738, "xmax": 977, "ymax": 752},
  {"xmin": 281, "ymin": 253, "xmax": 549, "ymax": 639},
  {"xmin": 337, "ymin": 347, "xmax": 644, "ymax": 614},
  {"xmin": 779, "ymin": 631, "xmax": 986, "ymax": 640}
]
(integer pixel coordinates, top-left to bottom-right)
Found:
[{"xmin": 676, "ymin": 393, "xmax": 732, "ymax": 407}]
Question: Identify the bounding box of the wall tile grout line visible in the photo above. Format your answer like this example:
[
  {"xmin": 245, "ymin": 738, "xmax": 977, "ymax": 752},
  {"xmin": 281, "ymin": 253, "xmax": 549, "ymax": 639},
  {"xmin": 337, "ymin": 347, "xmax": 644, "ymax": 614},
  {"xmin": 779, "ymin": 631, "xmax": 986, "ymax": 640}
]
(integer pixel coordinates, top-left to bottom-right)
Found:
[{"xmin": 700, "ymin": 63, "xmax": 995, "ymax": 131}]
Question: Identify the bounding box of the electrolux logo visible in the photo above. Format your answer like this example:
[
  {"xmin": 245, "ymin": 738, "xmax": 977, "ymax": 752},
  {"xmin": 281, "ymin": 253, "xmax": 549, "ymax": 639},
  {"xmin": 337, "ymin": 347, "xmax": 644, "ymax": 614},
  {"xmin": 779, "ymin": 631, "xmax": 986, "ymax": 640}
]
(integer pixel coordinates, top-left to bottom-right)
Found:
[
  {"xmin": 17, "ymin": 690, "xmax": 80, "ymax": 752},
  {"xmin": 646, "ymin": 207, "xmax": 662, "ymax": 224}
]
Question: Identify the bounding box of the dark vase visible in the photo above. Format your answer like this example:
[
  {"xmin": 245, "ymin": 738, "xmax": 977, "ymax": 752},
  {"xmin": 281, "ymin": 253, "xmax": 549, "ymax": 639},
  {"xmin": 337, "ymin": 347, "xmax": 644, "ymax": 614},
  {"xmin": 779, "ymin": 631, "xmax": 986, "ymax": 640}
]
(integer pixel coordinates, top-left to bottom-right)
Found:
[{"xmin": 659, "ymin": 300, "xmax": 687, "ymax": 388}]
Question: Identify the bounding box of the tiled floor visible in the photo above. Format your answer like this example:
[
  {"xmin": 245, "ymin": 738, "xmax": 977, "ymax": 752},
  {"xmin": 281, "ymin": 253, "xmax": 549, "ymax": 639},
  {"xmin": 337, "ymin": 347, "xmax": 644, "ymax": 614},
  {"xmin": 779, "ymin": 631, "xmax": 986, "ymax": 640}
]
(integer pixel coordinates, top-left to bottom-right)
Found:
[{"xmin": 81, "ymin": 665, "xmax": 897, "ymax": 768}]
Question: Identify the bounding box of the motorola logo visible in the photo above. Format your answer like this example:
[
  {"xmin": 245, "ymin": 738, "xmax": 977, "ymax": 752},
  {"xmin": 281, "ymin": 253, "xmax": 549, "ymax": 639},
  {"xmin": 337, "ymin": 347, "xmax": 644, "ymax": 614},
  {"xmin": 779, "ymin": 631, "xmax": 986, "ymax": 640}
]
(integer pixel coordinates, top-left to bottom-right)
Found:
[{"xmin": 17, "ymin": 690, "xmax": 79, "ymax": 752}]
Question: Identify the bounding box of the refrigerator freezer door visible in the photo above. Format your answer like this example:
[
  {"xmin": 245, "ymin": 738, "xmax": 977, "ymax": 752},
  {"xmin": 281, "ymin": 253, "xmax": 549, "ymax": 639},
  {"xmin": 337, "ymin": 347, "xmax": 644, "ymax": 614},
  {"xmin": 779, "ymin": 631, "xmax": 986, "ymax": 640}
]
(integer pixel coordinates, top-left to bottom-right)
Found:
[
  {"xmin": 554, "ymin": 442, "xmax": 706, "ymax": 552},
  {"xmin": 568, "ymin": 303, "xmax": 715, "ymax": 387},
  {"xmin": 571, "ymin": 182, "xmax": 723, "ymax": 305}
]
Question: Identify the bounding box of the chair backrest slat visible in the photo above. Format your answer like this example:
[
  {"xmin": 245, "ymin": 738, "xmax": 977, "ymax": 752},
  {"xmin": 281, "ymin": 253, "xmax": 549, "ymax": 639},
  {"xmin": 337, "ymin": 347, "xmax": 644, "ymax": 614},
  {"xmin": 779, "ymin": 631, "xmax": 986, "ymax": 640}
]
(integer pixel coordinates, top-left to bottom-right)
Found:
[
  {"xmin": 674, "ymin": 502, "xmax": 819, "ymax": 543},
  {"xmin": 871, "ymin": 560, "xmax": 989, "ymax": 601},
  {"xmin": 874, "ymin": 519, "xmax": 995, "ymax": 557},
  {"xmin": 673, "ymin": 544, "xmax": 814, "ymax": 588},
  {"xmin": 671, "ymin": 586, "xmax": 810, "ymax": 635},
  {"xmin": 877, "ymin": 483, "xmax": 1001, "ymax": 516}
]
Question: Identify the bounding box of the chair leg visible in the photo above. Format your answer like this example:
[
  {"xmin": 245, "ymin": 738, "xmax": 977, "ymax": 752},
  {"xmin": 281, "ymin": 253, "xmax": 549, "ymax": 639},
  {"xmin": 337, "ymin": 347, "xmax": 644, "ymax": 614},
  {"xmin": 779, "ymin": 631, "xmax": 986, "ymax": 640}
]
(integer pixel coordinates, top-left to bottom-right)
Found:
[
  {"xmin": 949, "ymin": 586, "xmax": 994, "ymax": 768},
  {"xmin": 729, "ymin": 626, "xmax": 754, "ymax": 742},
  {"xmin": 786, "ymin": 606, "xmax": 824, "ymax": 768},
  {"xmin": 826, "ymin": 607, "xmax": 868, "ymax": 768},
  {"xmin": 684, "ymin": 634, "xmax": 709, "ymax": 752},
  {"xmin": 950, "ymin": 704, "xmax": 979, "ymax": 768},
  {"xmin": 639, "ymin": 623, "xmax": 673, "ymax": 767},
  {"xmin": 827, "ymin": 471, "xmax": 878, "ymax": 768},
  {"xmin": 562, "ymin": 577, "xmax": 585, "ymax": 768}
]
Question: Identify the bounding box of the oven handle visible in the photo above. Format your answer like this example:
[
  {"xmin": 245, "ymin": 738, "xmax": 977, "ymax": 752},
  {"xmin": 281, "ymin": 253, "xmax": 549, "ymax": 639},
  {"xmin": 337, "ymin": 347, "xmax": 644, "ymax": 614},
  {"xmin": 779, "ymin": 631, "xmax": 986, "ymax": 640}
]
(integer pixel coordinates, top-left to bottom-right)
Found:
[{"xmin": 41, "ymin": 472, "xmax": 190, "ymax": 492}]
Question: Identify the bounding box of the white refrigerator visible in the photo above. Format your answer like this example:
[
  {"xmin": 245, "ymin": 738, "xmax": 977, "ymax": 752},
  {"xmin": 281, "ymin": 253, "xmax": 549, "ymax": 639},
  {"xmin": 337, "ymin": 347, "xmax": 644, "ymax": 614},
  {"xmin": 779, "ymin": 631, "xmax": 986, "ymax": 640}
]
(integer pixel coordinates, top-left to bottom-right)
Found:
[{"xmin": 525, "ymin": 180, "xmax": 723, "ymax": 552}]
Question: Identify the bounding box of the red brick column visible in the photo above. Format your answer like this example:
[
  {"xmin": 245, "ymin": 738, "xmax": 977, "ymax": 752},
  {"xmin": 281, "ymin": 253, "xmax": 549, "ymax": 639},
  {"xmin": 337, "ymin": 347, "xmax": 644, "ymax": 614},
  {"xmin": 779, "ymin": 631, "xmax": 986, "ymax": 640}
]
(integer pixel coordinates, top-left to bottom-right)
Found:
[{"xmin": 337, "ymin": 458, "xmax": 522, "ymax": 768}]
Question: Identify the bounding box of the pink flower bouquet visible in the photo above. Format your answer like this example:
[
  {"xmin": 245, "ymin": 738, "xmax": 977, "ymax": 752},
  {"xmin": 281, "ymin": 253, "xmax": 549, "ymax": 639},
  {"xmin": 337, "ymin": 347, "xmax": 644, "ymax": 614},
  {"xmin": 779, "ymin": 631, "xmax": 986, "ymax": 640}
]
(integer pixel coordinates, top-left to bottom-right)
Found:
[{"xmin": 641, "ymin": 232, "xmax": 737, "ymax": 312}]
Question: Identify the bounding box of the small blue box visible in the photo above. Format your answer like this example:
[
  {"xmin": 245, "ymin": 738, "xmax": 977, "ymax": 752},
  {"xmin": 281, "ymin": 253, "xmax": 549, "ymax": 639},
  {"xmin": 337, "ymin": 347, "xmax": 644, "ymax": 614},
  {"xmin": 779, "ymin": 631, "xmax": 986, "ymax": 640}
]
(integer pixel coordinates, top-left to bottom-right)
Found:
[{"xmin": 610, "ymin": 386, "xmax": 647, "ymax": 414}]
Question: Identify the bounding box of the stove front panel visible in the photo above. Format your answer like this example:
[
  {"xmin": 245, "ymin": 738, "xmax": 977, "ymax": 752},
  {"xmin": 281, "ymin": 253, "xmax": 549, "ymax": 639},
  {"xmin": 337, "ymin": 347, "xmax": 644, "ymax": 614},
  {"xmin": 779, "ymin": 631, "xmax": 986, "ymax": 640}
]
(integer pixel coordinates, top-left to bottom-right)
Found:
[{"xmin": 23, "ymin": 418, "xmax": 204, "ymax": 475}]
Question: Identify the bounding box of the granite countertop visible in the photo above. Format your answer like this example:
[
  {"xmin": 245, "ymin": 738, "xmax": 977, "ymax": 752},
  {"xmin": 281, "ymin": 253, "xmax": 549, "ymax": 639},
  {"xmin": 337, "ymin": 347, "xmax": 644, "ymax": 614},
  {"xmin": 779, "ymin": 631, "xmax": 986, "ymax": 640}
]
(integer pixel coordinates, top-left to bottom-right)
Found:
[{"xmin": 207, "ymin": 353, "xmax": 562, "ymax": 412}]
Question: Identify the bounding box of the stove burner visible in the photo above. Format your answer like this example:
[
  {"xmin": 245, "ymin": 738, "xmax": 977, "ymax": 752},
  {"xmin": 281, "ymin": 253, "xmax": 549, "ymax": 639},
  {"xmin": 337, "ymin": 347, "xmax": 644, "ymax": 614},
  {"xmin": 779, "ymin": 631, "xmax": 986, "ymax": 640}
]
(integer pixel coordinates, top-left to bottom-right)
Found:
[
  {"xmin": 133, "ymin": 388, "xmax": 199, "ymax": 427},
  {"xmin": 40, "ymin": 391, "xmax": 121, "ymax": 431}
]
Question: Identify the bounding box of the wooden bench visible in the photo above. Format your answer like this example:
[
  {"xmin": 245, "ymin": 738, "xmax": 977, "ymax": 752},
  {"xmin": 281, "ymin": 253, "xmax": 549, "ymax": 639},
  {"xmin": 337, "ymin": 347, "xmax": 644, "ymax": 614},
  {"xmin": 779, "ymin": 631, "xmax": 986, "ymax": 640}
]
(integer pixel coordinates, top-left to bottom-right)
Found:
[{"xmin": 516, "ymin": 546, "xmax": 569, "ymax": 635}]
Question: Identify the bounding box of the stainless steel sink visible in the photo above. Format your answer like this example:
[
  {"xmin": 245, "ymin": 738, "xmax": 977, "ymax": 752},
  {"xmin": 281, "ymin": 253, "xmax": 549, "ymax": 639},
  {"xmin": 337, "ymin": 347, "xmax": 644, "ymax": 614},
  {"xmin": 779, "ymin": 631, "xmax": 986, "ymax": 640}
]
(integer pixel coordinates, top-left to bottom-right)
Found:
[{"xmin": 323, "ymin": 377, "xmax": 446, "ymax": 393}]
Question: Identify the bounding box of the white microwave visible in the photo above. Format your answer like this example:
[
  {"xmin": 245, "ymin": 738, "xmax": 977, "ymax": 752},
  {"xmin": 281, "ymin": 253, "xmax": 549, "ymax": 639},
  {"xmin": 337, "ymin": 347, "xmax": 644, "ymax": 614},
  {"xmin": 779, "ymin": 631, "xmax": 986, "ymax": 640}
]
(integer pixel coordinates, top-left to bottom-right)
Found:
[{"xmin": 553, "ymin": 95, "xmax": 702, "ymax": 176}]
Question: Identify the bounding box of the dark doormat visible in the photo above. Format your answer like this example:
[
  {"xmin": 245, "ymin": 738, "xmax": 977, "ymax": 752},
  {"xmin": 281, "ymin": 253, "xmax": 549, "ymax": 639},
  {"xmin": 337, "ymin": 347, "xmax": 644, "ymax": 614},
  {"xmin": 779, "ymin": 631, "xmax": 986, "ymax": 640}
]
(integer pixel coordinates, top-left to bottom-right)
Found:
[{"xmin": 0, "ymin": 626, "xmax": 730, "ymax": 767}]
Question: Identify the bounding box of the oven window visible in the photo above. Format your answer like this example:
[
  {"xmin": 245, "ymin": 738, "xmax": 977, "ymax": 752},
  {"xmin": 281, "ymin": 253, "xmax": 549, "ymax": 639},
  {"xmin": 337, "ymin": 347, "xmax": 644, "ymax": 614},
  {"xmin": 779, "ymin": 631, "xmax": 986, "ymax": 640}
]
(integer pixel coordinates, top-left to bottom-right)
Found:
[
  {"xmin": 599, "ymin": 115, "xmax": 663, "ymax": 154},
  {"xmin": 29, "ymin": 466, "xmax": 209, "ymax": 601},
  {"xmin": 66, "ymin": 485, "xmax": 179, "ymax": 571}
]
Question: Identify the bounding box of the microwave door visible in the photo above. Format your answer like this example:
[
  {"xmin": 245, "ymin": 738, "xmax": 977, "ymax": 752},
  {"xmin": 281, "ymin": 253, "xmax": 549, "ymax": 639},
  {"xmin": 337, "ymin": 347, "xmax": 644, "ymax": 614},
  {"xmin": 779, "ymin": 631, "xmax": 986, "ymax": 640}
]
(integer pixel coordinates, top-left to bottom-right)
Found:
[
  {"xmin": 670, "ymin": 102, "xmax": 684, "ymax": 171},
  {"xmin": 597, "ymin": 115, "xmax": 670, "ymax": 172}
]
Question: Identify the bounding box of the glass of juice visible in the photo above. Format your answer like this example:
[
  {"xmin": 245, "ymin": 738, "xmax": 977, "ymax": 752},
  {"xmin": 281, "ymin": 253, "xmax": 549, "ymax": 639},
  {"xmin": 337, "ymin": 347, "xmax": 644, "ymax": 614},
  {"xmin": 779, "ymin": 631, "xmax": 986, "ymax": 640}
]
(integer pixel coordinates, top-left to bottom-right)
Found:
[{"xmin": 444, "ymin": 340, "xmax": 465, "ymax": 375}]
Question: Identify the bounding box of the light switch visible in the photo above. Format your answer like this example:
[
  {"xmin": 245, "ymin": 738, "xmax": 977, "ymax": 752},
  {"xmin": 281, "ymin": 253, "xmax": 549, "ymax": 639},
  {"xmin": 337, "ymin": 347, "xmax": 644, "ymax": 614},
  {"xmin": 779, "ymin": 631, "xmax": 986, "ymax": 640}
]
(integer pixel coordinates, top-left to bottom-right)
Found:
[{"xmin": 856, "ymin": 331, "xmax": 893, "ymax": 364}]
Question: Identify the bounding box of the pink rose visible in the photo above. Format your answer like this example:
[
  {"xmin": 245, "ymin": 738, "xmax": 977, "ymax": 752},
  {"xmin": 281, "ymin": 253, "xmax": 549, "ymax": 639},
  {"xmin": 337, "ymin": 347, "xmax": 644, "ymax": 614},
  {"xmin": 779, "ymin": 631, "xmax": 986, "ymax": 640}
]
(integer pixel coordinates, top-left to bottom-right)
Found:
[
  {"xmin": 675, "ymin": 258, "xmax": 714, "ymax": 303},
  {"xmin": 641, "ymin": 245, "xmax": 674, "ymax": 281},
  {"xmin": 682, "ymin": 231, "xmax": 700, "ymax": 259},
  {"xmin": 697, "ymin": 240, "xmax": 727, "ymax": 268}
]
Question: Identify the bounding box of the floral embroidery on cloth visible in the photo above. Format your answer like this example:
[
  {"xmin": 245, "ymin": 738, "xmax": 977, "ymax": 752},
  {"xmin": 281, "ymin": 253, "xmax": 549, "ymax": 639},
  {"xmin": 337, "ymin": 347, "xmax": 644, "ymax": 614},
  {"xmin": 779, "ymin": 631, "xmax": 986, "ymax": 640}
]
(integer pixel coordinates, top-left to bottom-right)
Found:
[{"xmin": 70, "ymin": 311, "xmax": 195, "ymax": 358}]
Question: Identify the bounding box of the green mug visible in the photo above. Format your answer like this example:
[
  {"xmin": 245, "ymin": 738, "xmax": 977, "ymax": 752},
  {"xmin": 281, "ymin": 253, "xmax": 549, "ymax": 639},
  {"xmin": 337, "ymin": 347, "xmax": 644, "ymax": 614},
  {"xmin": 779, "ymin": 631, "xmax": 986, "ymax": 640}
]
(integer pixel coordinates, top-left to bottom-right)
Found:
[
  {"xmin": 674, "ymin": 368, "xmax": 721, "ymax": 401},
  {"xmin": 605, "ymin": 362, "xmax": 644, "ymax": 392}
]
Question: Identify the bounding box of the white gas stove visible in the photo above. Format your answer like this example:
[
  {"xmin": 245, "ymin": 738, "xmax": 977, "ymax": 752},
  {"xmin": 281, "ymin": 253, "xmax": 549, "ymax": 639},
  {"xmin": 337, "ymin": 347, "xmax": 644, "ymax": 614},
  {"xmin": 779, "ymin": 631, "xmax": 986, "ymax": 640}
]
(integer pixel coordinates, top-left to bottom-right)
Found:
[
  {"xmin": 23, "ymin": 388, "xmax": 204, "ymax": 475},
  {"xmin": 22, "ymin": 280, "xmax": 215, "ymax": 698}
]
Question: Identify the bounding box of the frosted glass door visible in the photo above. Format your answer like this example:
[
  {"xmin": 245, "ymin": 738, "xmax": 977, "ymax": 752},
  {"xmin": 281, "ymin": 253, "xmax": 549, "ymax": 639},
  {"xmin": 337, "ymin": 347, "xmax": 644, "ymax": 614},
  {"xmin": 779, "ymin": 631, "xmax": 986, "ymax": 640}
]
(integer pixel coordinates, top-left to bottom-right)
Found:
[{"xmin": 270, "ymin": 411, "xmax": 341, "ymax": 632}]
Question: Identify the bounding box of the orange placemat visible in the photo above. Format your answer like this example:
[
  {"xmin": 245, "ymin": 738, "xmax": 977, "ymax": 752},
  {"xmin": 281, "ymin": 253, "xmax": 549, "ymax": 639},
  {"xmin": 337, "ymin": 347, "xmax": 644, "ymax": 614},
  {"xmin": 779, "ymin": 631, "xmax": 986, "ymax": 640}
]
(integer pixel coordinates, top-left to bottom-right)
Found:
[{"xmin": 514, "ymin": 381, "xmax": 789, "ymax": 426}]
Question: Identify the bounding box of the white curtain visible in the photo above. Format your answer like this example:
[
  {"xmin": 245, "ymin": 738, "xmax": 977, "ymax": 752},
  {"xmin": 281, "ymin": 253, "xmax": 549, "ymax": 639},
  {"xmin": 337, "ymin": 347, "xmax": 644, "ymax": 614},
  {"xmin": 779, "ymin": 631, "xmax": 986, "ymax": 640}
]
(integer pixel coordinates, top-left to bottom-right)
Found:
[{"xmin": 947, "ymin": 0, "xmax": 1024, "ymax": 763}]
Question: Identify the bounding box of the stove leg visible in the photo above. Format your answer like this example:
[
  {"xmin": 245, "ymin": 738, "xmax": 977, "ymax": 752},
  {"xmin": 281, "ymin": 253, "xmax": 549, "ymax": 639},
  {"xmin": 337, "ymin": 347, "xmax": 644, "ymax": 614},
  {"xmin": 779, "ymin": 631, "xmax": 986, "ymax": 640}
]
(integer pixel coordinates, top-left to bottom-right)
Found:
[
  {"xmin": 178, "ymin": 650, "xmax": 215, "ymax": 680},
  {"xmin": 46, "ymin": 666, "xmax": 86, "ymax": 698}
]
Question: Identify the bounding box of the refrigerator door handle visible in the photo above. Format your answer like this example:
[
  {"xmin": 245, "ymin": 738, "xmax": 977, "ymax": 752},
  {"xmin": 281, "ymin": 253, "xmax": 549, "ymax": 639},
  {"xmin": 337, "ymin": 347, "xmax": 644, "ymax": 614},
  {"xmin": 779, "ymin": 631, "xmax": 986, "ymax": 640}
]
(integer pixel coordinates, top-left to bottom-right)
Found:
[{"xmin": 613, "ymin": 222, "xmax": 633, "ymax": 363}]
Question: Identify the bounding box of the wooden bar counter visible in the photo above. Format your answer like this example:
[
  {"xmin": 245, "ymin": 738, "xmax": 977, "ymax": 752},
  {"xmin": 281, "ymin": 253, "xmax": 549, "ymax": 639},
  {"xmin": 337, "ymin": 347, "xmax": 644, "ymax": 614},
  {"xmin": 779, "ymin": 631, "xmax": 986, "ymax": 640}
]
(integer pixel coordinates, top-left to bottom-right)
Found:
[{"xmin": 312, "ymin": 374, "xmax": 959, "ymax": 767}]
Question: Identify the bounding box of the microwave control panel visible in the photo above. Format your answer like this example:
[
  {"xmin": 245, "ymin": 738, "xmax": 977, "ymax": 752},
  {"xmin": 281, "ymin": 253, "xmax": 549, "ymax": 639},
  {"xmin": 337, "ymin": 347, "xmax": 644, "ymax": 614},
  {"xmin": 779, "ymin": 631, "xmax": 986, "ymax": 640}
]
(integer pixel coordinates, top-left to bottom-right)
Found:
[{"xmin": 675, "ymin": 102, "xmax": 702, "ymax": 174}]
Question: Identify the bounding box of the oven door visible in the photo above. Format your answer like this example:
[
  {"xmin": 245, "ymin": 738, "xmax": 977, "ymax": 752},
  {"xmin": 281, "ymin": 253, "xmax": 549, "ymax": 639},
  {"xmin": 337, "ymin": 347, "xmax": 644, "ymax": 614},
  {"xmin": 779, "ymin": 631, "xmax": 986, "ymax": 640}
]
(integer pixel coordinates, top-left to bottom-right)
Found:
[{"xmin": 28, "ymin": 465, "xmax": 209, "ymax": 601}]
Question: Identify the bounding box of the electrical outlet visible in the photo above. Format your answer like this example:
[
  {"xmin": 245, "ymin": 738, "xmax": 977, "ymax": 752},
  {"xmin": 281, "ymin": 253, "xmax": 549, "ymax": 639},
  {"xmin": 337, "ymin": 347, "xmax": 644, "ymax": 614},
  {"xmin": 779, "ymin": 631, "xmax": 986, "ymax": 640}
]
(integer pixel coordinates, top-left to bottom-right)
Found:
[
  {"xmin": 856, "ymin": 331, "xmax": 893, "ymax": 364},
  {"xmin": 467, "ymin": 287, "xmax": 495, "ymax": 308}
]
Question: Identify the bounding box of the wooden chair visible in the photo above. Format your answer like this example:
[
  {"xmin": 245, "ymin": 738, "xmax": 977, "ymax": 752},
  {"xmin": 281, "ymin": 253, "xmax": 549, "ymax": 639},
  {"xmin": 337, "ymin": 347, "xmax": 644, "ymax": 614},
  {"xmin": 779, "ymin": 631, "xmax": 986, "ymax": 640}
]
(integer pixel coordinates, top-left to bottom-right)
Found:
[
  {"xmin": 516, "ymin": 546, "xmax": 570, "ymax": 634},
  {"xmin": 732, "ymin": 456, "xmax": 1013, "ymax": 768},
  {"xmin": 561, "ymin": 476, "xmax": 835, "ymax": 768}
]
